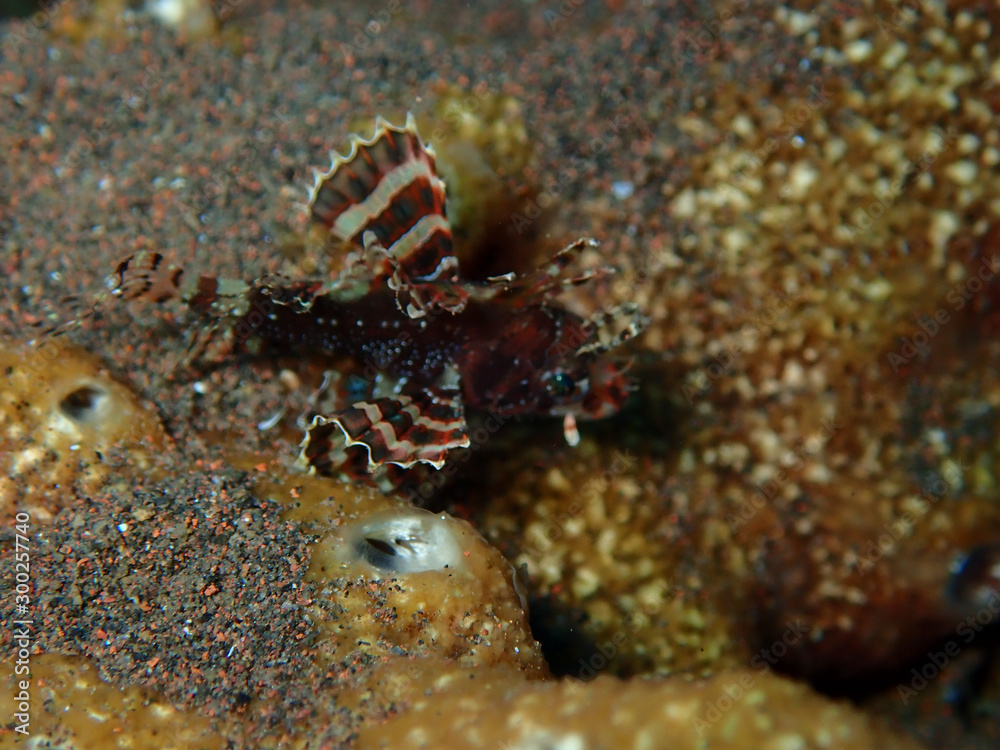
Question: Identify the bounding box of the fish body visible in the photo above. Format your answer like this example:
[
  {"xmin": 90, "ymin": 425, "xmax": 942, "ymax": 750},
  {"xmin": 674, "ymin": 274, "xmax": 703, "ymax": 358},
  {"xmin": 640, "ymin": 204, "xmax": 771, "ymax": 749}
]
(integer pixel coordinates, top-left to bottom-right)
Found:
[{"xmin": 100, "ymin": 114, "xmax": 647, "ymax": 484}]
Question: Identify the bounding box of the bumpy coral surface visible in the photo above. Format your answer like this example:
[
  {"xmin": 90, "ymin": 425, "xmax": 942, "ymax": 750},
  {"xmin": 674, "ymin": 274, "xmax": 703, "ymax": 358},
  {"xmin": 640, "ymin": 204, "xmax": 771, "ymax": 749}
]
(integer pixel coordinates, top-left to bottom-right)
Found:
[
  {"xmin": 358, "ymin": 671, "xmax": 926, "ymax": 750},
  {"xmin": 0, "ymin": 341, "xmax": 167, "ymax": 520}
]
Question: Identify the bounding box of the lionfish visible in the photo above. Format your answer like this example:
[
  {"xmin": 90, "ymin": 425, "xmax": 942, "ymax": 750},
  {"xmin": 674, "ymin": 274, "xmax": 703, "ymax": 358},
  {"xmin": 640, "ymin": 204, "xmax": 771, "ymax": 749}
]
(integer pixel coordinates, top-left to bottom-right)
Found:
[{"xmin": 92, "ymin": 114, "xmax": 647, "ymax": 490}]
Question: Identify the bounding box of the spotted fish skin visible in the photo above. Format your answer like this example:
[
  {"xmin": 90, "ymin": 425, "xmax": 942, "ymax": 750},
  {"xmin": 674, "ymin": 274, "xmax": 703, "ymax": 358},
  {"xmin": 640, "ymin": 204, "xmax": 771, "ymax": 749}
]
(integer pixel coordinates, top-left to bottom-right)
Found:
[
  {"xmin": 243, "ymin": 280, "xmax": 633, "ymax": 418},
  {"xmin": 92, "ymin": 114, "xmax": 648, "ymax": 484}
]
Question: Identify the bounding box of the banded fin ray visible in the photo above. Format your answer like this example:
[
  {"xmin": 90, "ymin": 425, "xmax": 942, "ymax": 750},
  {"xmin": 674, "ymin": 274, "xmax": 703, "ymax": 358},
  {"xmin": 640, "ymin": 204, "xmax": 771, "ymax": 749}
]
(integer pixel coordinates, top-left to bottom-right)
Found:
[
  {"xmin": 502, "ymin": 237, "xmax": 612, "ymax": 302},
  {"xmin": 576, "ymin": 302, "xmax": 651, "ymax": 356},
  {"xmin": 103, "ymin": 250, "xmax": 258, "ymax": 315},
  {"xmin": 300, "ymin": 387, "xmax": 470, "ymax": 472},
  {"xmin": 461, "ymin": 237, "xmax": 611, "ymax": 307},
  {"xmin": 366, "ymin": 231, "xmax": 467, "ymax": 319},
  {"xmin": 39, "ymin": 250, "xmax": 254, "ymax": 338},
  {"xmin": 308, "ymin": 113, "xmax": 460, "ymax": 291}
]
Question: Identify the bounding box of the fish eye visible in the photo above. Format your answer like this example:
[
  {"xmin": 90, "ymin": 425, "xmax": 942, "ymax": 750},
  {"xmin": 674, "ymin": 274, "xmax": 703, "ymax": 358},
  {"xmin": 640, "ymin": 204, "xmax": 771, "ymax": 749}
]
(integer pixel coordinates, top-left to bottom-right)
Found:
[{"xmin": 543, "ymin": 371, "xmax": 578, "ymax": 399}]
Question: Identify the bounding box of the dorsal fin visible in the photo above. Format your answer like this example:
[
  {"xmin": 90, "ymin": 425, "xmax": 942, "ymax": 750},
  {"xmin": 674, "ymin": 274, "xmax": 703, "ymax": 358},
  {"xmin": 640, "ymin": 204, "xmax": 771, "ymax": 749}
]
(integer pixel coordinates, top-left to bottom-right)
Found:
[{"xmin": 308, "ymin": 113, "xmax": 458, "ymax": 285}]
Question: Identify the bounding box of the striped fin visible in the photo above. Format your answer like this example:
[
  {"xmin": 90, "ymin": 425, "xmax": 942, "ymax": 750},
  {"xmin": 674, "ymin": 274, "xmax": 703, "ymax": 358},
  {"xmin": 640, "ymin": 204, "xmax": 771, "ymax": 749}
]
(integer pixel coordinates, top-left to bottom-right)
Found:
[
  {"xmin": 576, "ymin": 302, "xmax": 650, "ymax": 356},
  {"xmin": 299, "ymin": 387, "xmax": 470, "ymax": 472},
  {"xmin": 102, "ymin": 250, "xmax": 263, "ymax": 326},
  {"xmin": 41, "ymin": 251, "xmax": 254, "ymax": 338},
  {"xmin": 505, "ymin": 237, "xmax": 609, "ymax": 300},
  {"xmin": 108, "ymin": 251, "xmax": 187, "ymax": 303},
  {"xmin": 461, "ymin": 237, "xmax": 609, "ymax": 308},
  {"xmin": 368, "ymin": 231, "xmax": 467, "ymax": 319},
  {"xmin": 308, "ymin": 113, "xmax": 459, "ymax": 288}
]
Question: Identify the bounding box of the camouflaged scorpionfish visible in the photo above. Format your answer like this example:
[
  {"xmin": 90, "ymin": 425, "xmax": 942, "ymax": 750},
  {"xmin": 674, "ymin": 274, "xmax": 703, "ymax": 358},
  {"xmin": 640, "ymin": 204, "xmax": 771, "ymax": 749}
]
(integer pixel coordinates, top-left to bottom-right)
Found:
[{"xmin": 102, "ymin": 114, "xmax": 648, "ymax": 490}]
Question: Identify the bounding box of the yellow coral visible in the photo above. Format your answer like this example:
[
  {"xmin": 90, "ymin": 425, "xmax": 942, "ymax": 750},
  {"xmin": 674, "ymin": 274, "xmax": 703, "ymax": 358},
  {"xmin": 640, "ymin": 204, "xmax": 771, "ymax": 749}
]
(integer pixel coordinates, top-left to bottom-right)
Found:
[{"xmin": 0, "ymin": 339, "xmax": 166, "ymax": 520}]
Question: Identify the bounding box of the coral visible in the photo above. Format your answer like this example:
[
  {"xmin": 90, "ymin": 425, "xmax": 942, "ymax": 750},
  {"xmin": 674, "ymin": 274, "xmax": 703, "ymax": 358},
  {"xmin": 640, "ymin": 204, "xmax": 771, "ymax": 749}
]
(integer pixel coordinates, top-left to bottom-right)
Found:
[
  {"xmin": 330, "ymin": 508, "xmax": 475, "ymax": 574},
  {"xmin": 0, "ymin": 462, "xmax": 545, "ymax": 747},
  {"xmin": 617, "ymin": 1, "xmax": 1000, "ymax": 692},
  {"xmin": 357, "ymin": 670, "xmax": 925, "ymax": 750},
  {"xmin": 472, "ymin": 438, "xmax": 749, "ymax": 680},
  {"xmin": 306, "ymin": 501, "xmax": 547, "ymax": 681},
  {"xmin": 418, "ymin": 85, "xmax": 549, "ymax": 279},
  {"xmin": 0, "ymin": 340, "xmax": 166, "ymax": 521},
  {"xmin": 0, "ymin": 655, "xmax": 221, "ymax": 750},
  {"xmin": 146, "ymin": 0, "xmax": 219, "ymax": 37}
]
